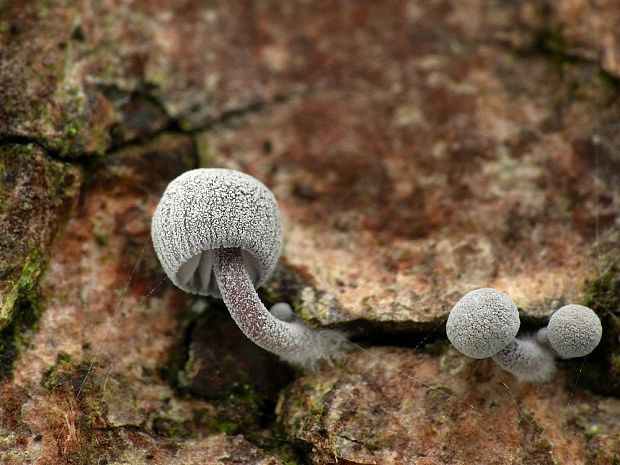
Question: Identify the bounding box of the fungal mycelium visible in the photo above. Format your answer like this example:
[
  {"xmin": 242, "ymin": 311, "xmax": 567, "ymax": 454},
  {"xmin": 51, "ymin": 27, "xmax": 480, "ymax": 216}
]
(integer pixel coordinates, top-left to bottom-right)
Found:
[{"xmin": 151, "ymin": 168, "xmax": 348, "ymax": 369}]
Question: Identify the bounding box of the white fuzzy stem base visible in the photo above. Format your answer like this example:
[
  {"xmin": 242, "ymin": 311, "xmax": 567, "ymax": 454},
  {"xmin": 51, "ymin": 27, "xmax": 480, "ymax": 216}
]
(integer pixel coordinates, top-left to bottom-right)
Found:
[{"xmin": 492, "ymin": 338, "xmax": 556, "ymax": 383}]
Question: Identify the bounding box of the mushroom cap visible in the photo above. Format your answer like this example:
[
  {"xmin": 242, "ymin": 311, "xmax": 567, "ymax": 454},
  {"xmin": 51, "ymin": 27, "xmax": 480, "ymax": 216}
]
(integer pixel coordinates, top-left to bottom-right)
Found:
[
  {"xmin": 151, "ymin": 168, "xmax": 282, "ymax": 296},
  {"xmin": 546, "ymin": 304, "xmax": 602, "ymax": 358},
  {"xmin": 446, "ymin": 288, "xmax": 520, "ymax": 359},
  {"xmin": 270, "ymin": 302, "xmax": 296, "ymax": 322}
]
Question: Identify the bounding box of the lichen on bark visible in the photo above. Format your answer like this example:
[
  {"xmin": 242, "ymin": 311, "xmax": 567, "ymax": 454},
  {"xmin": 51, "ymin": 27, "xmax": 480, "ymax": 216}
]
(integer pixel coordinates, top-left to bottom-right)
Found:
[{"xmin": 0, "ymin": 143, "xmax": 80, "ymax": 379}]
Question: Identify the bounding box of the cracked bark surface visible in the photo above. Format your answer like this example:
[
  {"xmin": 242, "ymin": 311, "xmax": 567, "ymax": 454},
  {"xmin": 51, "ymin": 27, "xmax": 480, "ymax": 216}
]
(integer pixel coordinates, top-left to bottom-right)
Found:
[{"xmin": 1, "ymin": 1, "xmax": 620, "ymax": 464}]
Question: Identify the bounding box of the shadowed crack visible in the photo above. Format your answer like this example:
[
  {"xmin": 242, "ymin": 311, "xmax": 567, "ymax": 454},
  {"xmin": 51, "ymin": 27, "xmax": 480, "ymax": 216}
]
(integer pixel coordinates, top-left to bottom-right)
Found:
[{"xmin": 1, "ymin": 87, "xmax": 302, "ymax": 164}]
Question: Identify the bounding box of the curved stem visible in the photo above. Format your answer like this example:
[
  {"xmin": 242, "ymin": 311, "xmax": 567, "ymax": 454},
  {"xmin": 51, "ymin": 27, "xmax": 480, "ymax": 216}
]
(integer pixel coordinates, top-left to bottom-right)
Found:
[{"xmin": 213, "ymin": 247, "xmax": 314, "ymax": 357}]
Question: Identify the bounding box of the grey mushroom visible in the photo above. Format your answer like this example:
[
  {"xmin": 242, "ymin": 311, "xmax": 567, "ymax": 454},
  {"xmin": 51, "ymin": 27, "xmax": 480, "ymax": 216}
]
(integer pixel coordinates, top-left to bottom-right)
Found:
[
  {"xmin": 151, "ymin": 168, "xmax": 347, "ymax": 369},
  {"xmin": 447, "ymin": 288, "xmax": 555, "ymax": 382},
  {"xmin": 545, "ymin": 304, "xmax": 602, "ymax": 359},
  {"xmin": 447, "ymin": 288, "xmax": 520, "ymax": 359},
  {"xmin": 270, "ymin": 302, "xmax": 296, "ymax": 322}
]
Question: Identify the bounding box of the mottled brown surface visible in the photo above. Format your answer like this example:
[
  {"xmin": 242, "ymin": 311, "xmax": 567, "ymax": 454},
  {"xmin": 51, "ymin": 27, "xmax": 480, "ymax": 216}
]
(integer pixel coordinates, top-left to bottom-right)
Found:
[
  {"xmin": 0, "ymin": 0, "xmax": 298, "ymax": 155},
  {"xmin": 204, "ymin": 3, "xmax": 620, "ymax": 327},
  {"xmin": 1, "ymin": 1, "xmax": 620, "ymax": 464},
  {"xmin": 179, "ymin": 302, "xmax": 294, "ymax": 401},
  {"xmin": 280, "ymin": 347, "xmax": 620, "ymax": 465},
  {"xmin": 541, "ymin": 1, "xmax": 620, "ymax": 77},
  {"xmin": 0, "ymin": 136, "xmax": 294, "ymax": 463}
]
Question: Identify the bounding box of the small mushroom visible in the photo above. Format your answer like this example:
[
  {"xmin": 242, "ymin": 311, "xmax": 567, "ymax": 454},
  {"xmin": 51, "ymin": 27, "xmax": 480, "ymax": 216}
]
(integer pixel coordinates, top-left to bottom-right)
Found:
[
  {"xmin": 151, "ymin": 168, "xmax": 347, "ymax": 369},
  {"xmin": 270, "ymin": 302, "xmax": 296, "ymax": 322},
  {"xmin": 447, "ymin": 288, "xmax": 555, "ymax": 382},
  {"xmin": 545, "ymin": 304, "xmax": 602, "ymax": 358},
  {"xmin": 446, "ymin": 288, "xmax": 520, "ymax": 359}
]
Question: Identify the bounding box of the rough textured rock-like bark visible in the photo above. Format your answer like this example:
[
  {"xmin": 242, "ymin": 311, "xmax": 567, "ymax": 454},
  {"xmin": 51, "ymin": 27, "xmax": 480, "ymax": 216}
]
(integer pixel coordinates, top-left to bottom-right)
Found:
[
  {"xmin": 1, "ymin": 1, "xmax": 620, "ymax": 464},
  {"xmin": 280, "ymin": 347, "xmax": 620, "ymax": 465},
  {"xmin": 0, "ymin": 144, "xmax": 80, "ymax": 377}
]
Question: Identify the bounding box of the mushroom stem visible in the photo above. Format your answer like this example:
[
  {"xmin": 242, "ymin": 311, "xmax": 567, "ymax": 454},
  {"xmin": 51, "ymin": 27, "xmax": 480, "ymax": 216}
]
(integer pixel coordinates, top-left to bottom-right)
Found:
[
  {"xmin": 491, "ymin": 338, "xmax": 555, "ymax": 383},
  {"xmin": 213, "ymin": 247, "xmax": 314, "ymax": 357}
]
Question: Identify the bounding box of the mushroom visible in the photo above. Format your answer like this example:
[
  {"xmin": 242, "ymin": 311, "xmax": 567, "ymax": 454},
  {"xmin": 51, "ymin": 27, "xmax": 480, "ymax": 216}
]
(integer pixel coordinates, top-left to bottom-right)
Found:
[
  {"xmin": 151, "ymin": 168, "xmax": 347, "ymax": 369},
  {"xmin": 544, "ymin": 304, "xmax": 602, "ymax": 358},
  {"xmin": 270, "ymin": 302, "xmax": 296, "ymax": 322},
  {"xmin": 447, "ymin": 288, "xmax": 555, "ymax": 382}
]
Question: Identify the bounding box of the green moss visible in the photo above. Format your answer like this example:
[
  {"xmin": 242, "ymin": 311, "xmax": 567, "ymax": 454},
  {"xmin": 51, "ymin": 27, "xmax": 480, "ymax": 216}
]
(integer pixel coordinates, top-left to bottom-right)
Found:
[
  {"xmin": 533, "ymin": 26, "xmax": 573, "ymax": 73},
  {"xmin": 194, "ymin": 132, "xmax": 215, "ymax": 168},
  {"xmin": 206, "ymin": 417, "xmax": 239, "ymax": 435},
  {"xmin": 36, "ymin": 0, "xmax": 51, "ymax": 16},
  {"xmin": 55, "ymin": 57, "xmax": 90, "ymax": 157},
  {"xmin": 585, "ymin": 424, "xmax": 605, "ymax": 439},
  {"xmin": 233, "ymin": 382, "xmax": 264, "ymax": 406},
  {"xmin": 42, "ymin": 351, "xmax": 75, "ymax": 392},
  {"xmin": 542, "ymin": 27, "xmax": 567, "ymax": 58},
  {"xmin": 49, "ymin": 163, "xmax": 72, "ymax": 197},
  {"xmin": 596, "ymin": 69, "xmax": 620, "ymax": 93},
  {"xmin": 42, "ymin": 354, "xmax": 104, "ymax": 405},
  {"xmin": 65, "ymin": 122, "xmax": 80, "ymax": 138},
  {"xmin": 0, "ymin": 148, "xmax": 78, "ymax": 378},
  {"xmin": 0, "ymin": 337, "xmax": 18, "ymax": 380},
  {"xmin": 3, "ymin": 144, "xmax": 34, "ymax": 157},
  {"xmin": 0, "ymin": 146, "xmax": 62, "ymax": 379},
  {"xmin": 265, "ymin": 440, "xmax": 306, "ymax": 465},
  {"xmin": 582, "ymin": 266, "xmax": 620, "ymax": 315},
  {"xmin": 59, "ymin": 120, "xmax": 84, "ymax": 156},
  {"xmin": 245, "ymin": 427, "xmax": 310, "ymax": 465},
  {"xmin": 151, "ymin": 416, "xmax": 194, "ymax": 439},
  {"xmin": 0, "ymin": 247, "xmax": 44, "ymax": 331},
  {"xmin": 219, "ymin": 383, "xmax": 264, "ymax": 426},
  {"xmin": 94, "ymin": 230, "xmax": 109, "ymax": 246}
]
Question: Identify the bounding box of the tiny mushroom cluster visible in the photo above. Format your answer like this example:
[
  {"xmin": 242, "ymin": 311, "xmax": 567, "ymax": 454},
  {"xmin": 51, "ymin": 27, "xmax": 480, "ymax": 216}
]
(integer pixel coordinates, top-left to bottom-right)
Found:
[
  {"xmin": 151, "ymin": 168, "xmax": 348, "ymax": 370},
  {"xmin": 447, "ymin": 288, "xmax": 602, "ymax": 382},
  {"xmin": 151, "ymin": 167, "xmax": 603, "ymax": 381}
]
